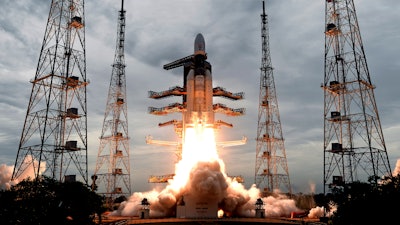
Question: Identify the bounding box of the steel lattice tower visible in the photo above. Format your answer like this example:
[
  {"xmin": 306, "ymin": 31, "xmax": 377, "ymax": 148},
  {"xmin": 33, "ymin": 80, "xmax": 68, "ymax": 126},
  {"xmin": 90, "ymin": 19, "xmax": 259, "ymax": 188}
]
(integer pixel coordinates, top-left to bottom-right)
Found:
[
  {"xmin": 11, "ymin": 0, "xmax": 88, "ymax": 184},
  {"xmin": 322, "ymin": 0, "xmax": 392, "ymax": 193},
  {"xmin": 255, "ymin": 1, "xmax": 292, "ymax": 196},
  {"xmin": 92, "ymin": 0, "xmax": 131, "ymax": 207}
]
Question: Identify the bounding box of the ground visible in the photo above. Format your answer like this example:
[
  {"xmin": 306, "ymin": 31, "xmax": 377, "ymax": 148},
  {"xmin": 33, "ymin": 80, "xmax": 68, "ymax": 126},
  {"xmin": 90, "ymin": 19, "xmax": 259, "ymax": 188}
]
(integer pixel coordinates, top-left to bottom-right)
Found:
[{"xmin": 97, "ymin": 215, "xmax": 327, "ymax": 225}]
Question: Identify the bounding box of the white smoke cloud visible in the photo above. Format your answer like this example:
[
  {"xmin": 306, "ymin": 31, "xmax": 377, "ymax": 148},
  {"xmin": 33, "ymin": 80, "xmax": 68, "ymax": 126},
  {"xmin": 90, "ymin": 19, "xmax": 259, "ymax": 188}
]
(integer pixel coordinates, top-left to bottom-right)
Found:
[
  {"xmin": 0, "ymin": 163, "xmax": 16, "ymax": 190},
  {"xmin": 0, "ymin": 155, "xmax": 45, "ymax": 190},
  {"xmin": 263, "ymin": 192, "xmax": 301, "ymax": 218},
  {"xmin": 307, "ymin": 206, "xmax": 325, "ymax": 219},
  {"xmin": 308, "ymin": 201, "xmax": 337, "ymax": 219},
  {"xmin": 112, "ymin": 157, "xmax": 301, "ymax": 218},
  {"xmin": 113, "ymin": 188, "xmax": 168, "ymax": 217},
  {"xmin": 110, "ymin": 126, "xmax": 304, "ymax": 218},
  {"xmin": 392, "ymin": 159, "xmax": 400, "ymax": 177},
  {"xmin": 186, "ymin": 160, "xmax": 228, "ymax": 201}
]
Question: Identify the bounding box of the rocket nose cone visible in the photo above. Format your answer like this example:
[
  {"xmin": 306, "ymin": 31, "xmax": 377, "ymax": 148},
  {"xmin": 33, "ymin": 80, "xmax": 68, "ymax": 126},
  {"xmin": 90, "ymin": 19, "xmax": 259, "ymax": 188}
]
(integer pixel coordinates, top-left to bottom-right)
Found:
[{"xmin": 194, "ymin": 33, "xmax": 206, "ymax": 55}]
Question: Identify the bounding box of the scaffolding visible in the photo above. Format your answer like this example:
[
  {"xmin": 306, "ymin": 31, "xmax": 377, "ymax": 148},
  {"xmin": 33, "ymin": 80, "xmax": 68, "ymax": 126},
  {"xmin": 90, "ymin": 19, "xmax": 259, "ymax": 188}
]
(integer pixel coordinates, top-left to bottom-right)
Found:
[
  {"xmin": 12, "ymin": 0, "xmax": 88, "ymax": 184},
  {"xmin": 254, "ymin": 1, "xmax": 292, "ymax": 196},
  {"xmin": 322, "ymin": 0, "xmax": 392, "ymax": 193},
  {"xmin": 93, "ymin": 0, "xmax": 131, "ymax": 208}
]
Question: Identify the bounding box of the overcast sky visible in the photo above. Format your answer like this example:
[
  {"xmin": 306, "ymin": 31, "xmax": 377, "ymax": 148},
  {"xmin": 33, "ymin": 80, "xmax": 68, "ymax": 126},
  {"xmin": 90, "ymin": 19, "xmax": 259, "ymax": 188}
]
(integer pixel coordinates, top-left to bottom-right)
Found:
[{"xmin": 1, "ymin": 0, "xmax": 399, "ymax": 194}]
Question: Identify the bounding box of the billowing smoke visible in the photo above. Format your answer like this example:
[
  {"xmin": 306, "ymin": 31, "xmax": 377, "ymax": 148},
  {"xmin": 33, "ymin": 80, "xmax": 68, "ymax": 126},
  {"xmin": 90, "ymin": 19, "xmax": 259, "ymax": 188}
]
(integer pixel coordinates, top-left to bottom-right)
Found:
[
  {"xmin": 0, "ymin": 155, "xmax": 45, "ymax": 190},
  {"xmin": 112, "ymin": 159, "xmax": 300, "ymax": 217},
  {"xmin": 307, "ymin": 201, "xmax": 337, "ymax": 219},
  {"xmin": 0, "ymin": 163, "xmax": 16, "ymax": 190},
  {"xmin": 392, "ymin": 159, "xmax": 400, "ymax": 177},
  {"xmin": 112, "ymin": 127, "xmax": 301, "ymax": 218}
]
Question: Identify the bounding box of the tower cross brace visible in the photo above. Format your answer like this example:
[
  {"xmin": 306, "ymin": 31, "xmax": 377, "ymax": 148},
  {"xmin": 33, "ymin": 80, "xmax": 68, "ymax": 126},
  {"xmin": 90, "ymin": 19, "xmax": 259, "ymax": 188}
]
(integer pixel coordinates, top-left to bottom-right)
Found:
[
  {"xmin": 322, "ymin": 0, "xmax": 392, "ymax": 193},
  {"xmin": 254, "ymin": 0, "xmax": 292, "ymax": 196},
  {"xmin": 12, "ymin": 0, "xmax": 88, "ymax": 185},
  {"xmin": 93, "ymin": 0, "xmax": 132, "ymax": 207}
]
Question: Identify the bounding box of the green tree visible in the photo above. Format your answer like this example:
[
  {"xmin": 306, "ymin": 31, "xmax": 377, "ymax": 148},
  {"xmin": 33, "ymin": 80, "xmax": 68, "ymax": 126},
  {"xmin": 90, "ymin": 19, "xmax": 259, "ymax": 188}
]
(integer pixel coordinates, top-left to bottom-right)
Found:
[
  {"xmin": 330, "ymin": 176, "xmax": 400, "ymax": 225},
  {"xmin": 0, "ymin": 176, "xmax": 106, "ymax": 225}
]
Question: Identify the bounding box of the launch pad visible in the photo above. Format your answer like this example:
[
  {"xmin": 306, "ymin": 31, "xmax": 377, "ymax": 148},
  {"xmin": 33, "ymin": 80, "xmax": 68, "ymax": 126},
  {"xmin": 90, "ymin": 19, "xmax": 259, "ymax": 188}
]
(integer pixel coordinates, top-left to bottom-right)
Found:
[
  {"xmin": 176, "ymin": 194, "xmax": 219, "ymax": 218},
  {"xmin": 98, "ymin": 215, "xmax": 319, "ymax": 225}
]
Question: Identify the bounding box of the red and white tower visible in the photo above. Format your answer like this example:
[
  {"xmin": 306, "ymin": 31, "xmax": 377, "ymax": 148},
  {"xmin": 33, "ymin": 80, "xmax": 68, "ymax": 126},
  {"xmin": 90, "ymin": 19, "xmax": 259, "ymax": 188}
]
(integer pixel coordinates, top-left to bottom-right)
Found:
[
  {"xmin": 93, "ymin": 0, "xmax": 131, "ymax": 207},
  {"xmin": 255, "ymin": 1, "xmax": 292, "ymax": 196},
  {"xmin": 322, "ymin": 0, "xmax": 392, "ymax": 193}
]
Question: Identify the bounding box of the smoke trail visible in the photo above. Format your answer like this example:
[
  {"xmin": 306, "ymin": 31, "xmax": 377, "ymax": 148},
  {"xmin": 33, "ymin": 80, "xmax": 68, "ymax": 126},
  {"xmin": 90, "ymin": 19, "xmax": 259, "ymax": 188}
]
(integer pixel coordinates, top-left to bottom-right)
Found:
[{"xmin": 112, "ymin": 155, "xmax": 301, "ymax": 217}]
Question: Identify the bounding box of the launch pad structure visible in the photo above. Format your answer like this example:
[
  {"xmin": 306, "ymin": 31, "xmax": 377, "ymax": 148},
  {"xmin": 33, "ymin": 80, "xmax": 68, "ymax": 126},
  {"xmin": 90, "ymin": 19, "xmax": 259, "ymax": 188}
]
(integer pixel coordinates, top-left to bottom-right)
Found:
[
  {"xmin": 147, "ymin": 33, "xmax": 247, "ymax": 183},
  {"xmin": 9, "ymin": 0, "xmax": 395, "ymax": 220}
]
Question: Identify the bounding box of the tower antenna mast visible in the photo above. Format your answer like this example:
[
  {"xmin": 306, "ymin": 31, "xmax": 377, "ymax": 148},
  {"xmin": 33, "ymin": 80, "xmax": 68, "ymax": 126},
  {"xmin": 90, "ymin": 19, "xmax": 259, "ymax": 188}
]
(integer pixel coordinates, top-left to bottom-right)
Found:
[
  {"xmin": 93, "ymin": 0, "xmax": 132, "ymax": 207},
  {"xmin": 322, "ymin": 0, "xmax": 392, "ymax": 193},
  {"xmin": 12, "ymin": 0, "xmax": 88, "ymax": 184},
  {"xmin": 255, "ymin": 0, "xmax": 292, "ymax": 196}
]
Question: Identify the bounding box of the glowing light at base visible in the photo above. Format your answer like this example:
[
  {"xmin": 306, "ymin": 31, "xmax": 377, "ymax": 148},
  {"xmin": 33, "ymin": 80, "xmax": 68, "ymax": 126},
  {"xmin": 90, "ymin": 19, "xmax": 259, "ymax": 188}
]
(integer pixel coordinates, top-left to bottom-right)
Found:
[
  {"xmin": 112, "ymin": 124, "xmax": 302, "ymax": 218},
  {"xmin": 218, "ymin": 209, "xmax": 224, "ymax": 218}
]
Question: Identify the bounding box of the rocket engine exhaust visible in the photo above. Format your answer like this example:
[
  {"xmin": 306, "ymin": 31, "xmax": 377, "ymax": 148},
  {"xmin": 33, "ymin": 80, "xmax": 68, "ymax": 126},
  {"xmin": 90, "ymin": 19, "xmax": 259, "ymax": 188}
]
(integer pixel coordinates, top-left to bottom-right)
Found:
[{"xmin": 111, "ymin": 33, "xmax": 300, "ymax": 219}]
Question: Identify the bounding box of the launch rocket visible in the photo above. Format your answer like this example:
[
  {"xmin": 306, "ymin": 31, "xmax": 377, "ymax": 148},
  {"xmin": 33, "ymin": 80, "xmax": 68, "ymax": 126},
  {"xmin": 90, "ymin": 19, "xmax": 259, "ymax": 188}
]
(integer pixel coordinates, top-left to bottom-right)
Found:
[
  {"xmin": 146, "ymin": 33, "xmax": 246, "ymax": 183},
  {"xmin": 148, "ymin": 33, "xmax": 246, "ymax": 147},
  {"xmin": 185, "ymin": 33, "xmax": 214, "ymax": 128}
]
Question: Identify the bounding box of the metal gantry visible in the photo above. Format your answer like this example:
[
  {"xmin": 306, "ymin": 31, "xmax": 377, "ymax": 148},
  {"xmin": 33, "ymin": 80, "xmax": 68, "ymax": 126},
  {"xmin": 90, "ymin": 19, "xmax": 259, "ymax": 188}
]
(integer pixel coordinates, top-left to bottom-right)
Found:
[
  {"xmin": 255, "ymin": 1, "xmax": 292, "ymax": 196},
  {"xmin": 322, "ymin": 0, "xmax": 392, "ymax": 193},
  {"xmin": 92, "ymin": 0, "xmax": 131, "ymax": 207},
  {"xmin": 12, "ymin": 0, "xmax": 88, "ymax": 184},
  {"xmin": 147, "ymin": 34, "xmax": 246, "ymax": 183}
]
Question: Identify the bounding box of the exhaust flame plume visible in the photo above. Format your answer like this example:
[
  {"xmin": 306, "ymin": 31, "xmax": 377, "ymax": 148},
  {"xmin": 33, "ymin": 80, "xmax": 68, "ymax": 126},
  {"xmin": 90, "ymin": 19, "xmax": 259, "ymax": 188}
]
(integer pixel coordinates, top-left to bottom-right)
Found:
[
  {"xmin": 170, "ymin": 126, "xmax": 221, "ymax": 191},
  {"xmin": 113, "ymin": 125, "xmax": 301, "ymax": 217}
]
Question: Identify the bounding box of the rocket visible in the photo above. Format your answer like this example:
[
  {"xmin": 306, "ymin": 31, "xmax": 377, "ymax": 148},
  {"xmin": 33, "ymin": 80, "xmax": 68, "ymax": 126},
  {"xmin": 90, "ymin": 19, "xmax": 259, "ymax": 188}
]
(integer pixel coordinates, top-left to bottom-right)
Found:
[
  {"xmin": 185, "ymin": 33, "xmax": 214, "ymax": 128},
  {"xmin": 148, "ymin": 33, "xmax": 246, "ymax": 147},
  {"xmin": 159, "ymin": 33, "xmax": 216, "ymax": 129}
]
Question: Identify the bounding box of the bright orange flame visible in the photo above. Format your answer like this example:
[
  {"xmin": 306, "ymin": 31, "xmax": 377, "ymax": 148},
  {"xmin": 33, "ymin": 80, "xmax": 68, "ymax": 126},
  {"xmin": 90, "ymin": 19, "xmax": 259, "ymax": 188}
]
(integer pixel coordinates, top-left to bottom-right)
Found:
[
  {"xmin": 182, "ymin": 126, "xmax": 218, "ymax": 162},
  {"xmin": 168, "ymin": 125, "xmax": 221, "ymax": 191}
]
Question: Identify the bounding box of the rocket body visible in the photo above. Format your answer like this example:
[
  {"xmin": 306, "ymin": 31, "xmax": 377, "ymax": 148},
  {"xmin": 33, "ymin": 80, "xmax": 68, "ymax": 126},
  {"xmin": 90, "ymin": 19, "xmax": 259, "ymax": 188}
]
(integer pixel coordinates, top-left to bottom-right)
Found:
[
  {"xmin": 185, "ymin": 64, "xmax": 213, "ymax": 128},
  {"xmin": 150, "ymin": 33, "xmax": 247, "ymax": 149},
  {"xmin": 185, "ymin": 34, "xmax": 214, "ymax": 128}
]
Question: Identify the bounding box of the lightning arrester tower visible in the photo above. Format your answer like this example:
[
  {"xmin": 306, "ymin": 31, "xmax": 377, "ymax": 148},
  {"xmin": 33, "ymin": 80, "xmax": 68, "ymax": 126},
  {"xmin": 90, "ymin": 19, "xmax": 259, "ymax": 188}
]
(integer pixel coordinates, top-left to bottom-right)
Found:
[
  {"xmin": 12, "ymin": 0, "xmax": 88, "ymax": 184},
  {"xmin": 255, "ymin": 1, "xmax": 292, "ymax": 196},
  {"xmin": 322, "ymin": 0, "xmax": 392, "ymax": 193},
  {"xmin": 93, "ymin": 0, "xmax": 131, "ymax": 206}
]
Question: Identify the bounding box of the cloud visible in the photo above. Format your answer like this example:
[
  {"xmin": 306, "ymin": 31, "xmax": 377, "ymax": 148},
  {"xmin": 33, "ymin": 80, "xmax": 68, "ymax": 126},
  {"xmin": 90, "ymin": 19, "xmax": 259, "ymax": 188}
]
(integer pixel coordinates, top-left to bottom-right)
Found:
[{"xmin": 1, "ymin": 0, "xmax": 399, "ymax": 195}]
